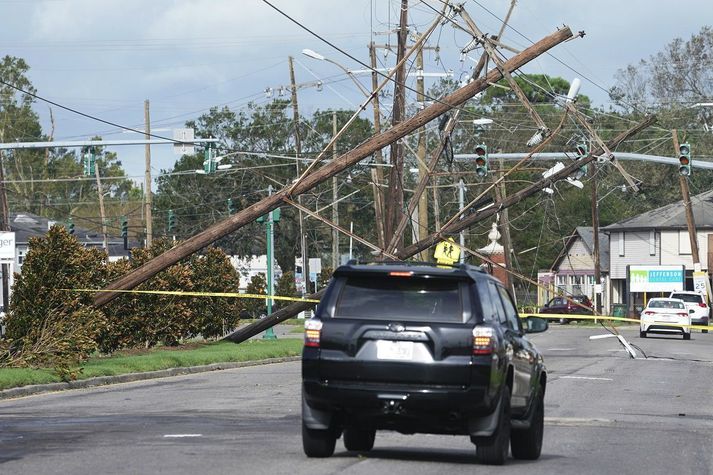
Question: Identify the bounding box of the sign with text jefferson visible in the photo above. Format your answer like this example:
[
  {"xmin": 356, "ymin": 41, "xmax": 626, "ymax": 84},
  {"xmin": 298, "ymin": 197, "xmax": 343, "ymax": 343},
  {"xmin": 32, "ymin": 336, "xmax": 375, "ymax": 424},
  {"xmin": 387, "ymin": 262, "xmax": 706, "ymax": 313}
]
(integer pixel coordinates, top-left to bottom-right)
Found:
[
  {"xmin": 628, "ymin": 265, "xmax": 684, "ymax": 292},
  {"xmin": 0, "ymin": 232, "xmax": 15, "ymax": 261}
]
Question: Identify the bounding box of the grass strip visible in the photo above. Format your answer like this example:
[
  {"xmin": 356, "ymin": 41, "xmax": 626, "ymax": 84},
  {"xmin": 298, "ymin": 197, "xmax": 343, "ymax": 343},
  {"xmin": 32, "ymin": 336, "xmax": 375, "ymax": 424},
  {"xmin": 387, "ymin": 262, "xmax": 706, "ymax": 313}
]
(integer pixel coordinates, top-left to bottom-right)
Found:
[{"xmin": 0, "ymin": 339, "xmax": 303, "ymax": 391}]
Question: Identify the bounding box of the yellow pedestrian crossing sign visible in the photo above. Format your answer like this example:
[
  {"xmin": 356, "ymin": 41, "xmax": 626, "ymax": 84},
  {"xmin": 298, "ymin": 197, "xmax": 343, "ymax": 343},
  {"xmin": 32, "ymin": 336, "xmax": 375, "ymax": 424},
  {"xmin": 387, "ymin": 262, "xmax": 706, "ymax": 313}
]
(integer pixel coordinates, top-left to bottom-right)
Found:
[{"xmin": 434, "ymin": 238, "xmax": 460, "ymax": 265}]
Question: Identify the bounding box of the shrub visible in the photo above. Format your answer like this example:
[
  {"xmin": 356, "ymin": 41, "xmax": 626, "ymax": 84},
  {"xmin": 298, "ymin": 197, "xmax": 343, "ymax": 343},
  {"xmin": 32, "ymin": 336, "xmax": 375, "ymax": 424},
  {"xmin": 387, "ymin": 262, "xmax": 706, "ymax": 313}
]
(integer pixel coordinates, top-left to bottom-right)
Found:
[
  {"xmin": 189, "ymin": 247, "xmax": 243, "ymax": 338},
  {"xmin": 1, "ymin": 226, "xmax": 107, "ymax": 378}
]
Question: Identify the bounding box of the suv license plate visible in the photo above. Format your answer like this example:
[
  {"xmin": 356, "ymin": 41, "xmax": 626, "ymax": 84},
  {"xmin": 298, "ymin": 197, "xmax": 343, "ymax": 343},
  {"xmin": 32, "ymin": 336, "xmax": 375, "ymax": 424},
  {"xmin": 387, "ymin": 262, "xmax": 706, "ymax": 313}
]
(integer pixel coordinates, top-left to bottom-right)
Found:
[{"xmin": 376, "ymin": 340, "xmax": 414, "ymax": 361}]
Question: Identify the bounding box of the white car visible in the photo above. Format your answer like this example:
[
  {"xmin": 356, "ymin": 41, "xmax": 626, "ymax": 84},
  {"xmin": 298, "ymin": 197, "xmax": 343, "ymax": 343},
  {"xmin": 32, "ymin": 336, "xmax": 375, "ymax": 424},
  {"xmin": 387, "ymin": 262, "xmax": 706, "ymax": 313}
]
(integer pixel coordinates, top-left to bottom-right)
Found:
[
  {"xmin": 669, "ymin": 291, "xmax": 710, "ymax": 334},
  {"xmin": 640, "ymin": 298, "xmax": 692, "ymax": 340}
]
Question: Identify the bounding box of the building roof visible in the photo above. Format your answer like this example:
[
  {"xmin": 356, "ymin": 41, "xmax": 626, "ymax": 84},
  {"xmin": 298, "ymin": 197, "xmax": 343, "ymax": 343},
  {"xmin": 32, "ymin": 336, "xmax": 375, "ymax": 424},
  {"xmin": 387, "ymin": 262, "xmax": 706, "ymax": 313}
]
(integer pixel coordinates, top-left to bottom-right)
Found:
[
  {"xmin": 603, "ymin": 189, "xmax": 713, "ymax": 232},
  {"xmin": 9, "ymin": 212, "xmax": 133, "ymax": 257},
  {"xmin": 552, "ymin": 226, "xmax": 610, "ymax": 273}
]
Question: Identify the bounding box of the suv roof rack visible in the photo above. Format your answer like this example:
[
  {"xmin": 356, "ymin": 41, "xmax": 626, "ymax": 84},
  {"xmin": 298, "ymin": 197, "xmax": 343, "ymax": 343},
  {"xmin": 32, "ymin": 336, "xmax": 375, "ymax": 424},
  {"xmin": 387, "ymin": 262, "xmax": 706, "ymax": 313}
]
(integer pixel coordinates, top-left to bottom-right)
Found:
[{"xmin": 344, "ymin": 259, "xmax": 486, "ymax": 272}]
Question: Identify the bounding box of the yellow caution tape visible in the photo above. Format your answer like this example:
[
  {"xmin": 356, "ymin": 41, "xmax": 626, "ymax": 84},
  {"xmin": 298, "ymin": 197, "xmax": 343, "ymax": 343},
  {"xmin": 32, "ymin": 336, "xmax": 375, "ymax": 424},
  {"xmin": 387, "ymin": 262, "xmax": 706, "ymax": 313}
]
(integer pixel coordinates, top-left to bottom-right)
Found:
[
  {"xmin": 62, "ymin": 288, "xmax": 321, "ymax": 303},
  {"xmin": 523, "ymin": 313, "xmax": 712, "ymax": 332}
]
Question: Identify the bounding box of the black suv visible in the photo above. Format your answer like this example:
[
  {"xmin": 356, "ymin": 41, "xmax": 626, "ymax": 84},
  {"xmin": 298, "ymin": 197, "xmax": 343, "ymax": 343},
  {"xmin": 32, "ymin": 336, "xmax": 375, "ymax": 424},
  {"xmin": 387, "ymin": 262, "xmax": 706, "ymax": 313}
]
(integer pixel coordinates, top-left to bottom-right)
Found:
[{"xmin": 301, "ymin": 261, "xmax": 548, "ymax": 465}]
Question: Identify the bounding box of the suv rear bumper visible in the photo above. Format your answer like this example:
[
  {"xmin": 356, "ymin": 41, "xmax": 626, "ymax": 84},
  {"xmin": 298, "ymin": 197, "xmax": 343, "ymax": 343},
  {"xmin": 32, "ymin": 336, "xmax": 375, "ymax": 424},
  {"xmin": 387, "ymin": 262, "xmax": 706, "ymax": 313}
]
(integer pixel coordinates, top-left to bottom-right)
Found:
[{"xmin": 303, "ymin": 379, "xmax": 498, "ymax": 436}]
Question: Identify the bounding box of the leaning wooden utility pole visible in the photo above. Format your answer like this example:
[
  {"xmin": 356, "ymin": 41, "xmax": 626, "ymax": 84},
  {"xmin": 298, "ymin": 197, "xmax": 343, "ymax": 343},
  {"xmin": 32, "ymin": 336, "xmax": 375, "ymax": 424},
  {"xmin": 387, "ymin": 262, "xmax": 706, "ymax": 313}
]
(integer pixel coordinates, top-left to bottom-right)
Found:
[
  {"xmin": 144, "ymin": 100, "xmax": 153, "ymax": 247},
  {"xmin": 224, "ymin": 114, "xmax": 656, "ymax": 344},
  {"xmin": 94, "ymin": 155, "xmax": 109, "ymax": 250},
  {"xmin": 589, "ymin": 160, "xmax": 602, "ymax": 314},
  {"xmin": 672, "ymin": 129, "xmax": 701, "ymax": 266},
  {"xmin": 495, "ymin": 157, "xmax": 513, "ymax": 293},
  {"xmin": 331, "ymin": 112, "xmax": 339, "ymax": 270},
  {"xmin": 93, "ymin": 27, "xmax": 575, "ymax": 307},
  {"xmin": 415, "ymin": 35, "xmax": 430, "ymax": 260},
  {"xmin": 368, "ymin": 42, "xmax": 386, "ymax": 248},
  {"xmin": 384, "ymin": 0, "xmax": 409, "ymax": 248}
]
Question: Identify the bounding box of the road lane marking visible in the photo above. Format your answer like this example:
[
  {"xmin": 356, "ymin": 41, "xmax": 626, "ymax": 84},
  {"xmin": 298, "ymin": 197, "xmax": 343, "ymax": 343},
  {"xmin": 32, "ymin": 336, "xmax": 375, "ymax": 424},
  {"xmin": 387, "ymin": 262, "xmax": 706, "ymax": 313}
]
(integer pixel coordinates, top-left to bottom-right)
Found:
[
  {"xmin": 163, "ymin": 434, "xmax": 203, "ymax": 438},
  {"xmin": 545, "ymin": 417, "xmax": 615, "ymax": 427},
  {"xmin": 560, "ymin": 375, "xmax": 613, "ymax": 381},
  {"xmin": 547, "ymin": 348, "xmax": 576, "ymax": 351}
]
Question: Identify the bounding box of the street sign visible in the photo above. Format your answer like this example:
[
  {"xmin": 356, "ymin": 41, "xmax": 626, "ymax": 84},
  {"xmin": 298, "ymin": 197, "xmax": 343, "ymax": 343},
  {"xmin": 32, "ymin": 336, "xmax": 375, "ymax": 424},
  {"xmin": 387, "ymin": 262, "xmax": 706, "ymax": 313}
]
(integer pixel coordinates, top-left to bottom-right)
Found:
[
  {"xmin": 173, "ymin": 128, "xmax": 195, "ymax": 155},
  {"xmin": 0, "ymin": 232, "xmax": 16, "ymax": 261},
  {"xmin": 434, "ymin": 238, "xmax": 460, "ymax": 265}
]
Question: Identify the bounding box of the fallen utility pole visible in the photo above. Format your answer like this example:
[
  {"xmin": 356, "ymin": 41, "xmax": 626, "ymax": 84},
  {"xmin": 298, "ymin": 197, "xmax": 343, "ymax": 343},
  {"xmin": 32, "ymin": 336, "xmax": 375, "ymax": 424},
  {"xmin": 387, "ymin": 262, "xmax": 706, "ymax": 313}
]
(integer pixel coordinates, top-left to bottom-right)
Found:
[
  {"xmin": 94, "ymin": 26, "xmax": 574, "ymax": 307},
  {"xmin": 397, "ymin": 115, "xmax": 657, "ymax": 259}
]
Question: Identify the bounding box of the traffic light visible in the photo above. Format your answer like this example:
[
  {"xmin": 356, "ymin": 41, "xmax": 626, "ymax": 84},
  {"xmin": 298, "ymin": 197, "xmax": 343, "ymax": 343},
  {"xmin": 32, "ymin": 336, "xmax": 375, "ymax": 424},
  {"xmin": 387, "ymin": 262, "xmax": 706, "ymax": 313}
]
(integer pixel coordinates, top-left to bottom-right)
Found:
[
  {"xmin": 168, "ymin": 209, "xmax": 176, "ymax": 232},
  {"xmin": 83, "ymin": 150, "xmax": 95, "ymax": 176},
  {"xmin": 67, "ymin": 218, "xmax": 75, "ymax": 235},
  {"xmin": 474, "ymin": 144, "xmax": 488, "ymax": 177},
  {"xmin": 203, "ymin": 147, "xmax": 216, "ymax": 174},
  {"xmin": 576, "ymin": 141, "xmax": 588, "ymax": 158},
  {"xmin": 572, "ymin": 141, "xmax": 588, "ymax": 180},
  {"xmin": 678, "ymin": 142, "xmax": 691, "ymax": 176},
  {"xmin": 227, "ymin": 198, "xmax": 236, "ymax": 215},
  {"xmin": 120, "ymin": 216, "xmax": 128, "ymax": 238}
]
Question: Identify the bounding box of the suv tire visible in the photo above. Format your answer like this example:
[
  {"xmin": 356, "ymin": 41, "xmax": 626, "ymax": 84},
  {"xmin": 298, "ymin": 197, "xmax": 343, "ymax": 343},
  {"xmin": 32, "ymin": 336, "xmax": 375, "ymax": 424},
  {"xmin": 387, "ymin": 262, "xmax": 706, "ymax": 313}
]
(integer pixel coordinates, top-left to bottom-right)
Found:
[
  {"xmin": 343, "ymin": 427, "xmax": 376, "ymax": 452},
  {"xmin": 511, "ymin": 386, "xmax": 544, "ymax": 460},
  {"xmin": 302, "ymin": 422, "xmax": 337, "ymax": 458},
  {"xmin": 683, "ymin": 332, "xmax": 691, "ymax": 341},
  {"xmin": 639, "ymin": 331, "xmax": 647, "ymax": 338},
  {"xmin": 476, "ymin": 385, "xmax": 511, "ymax": 465}
]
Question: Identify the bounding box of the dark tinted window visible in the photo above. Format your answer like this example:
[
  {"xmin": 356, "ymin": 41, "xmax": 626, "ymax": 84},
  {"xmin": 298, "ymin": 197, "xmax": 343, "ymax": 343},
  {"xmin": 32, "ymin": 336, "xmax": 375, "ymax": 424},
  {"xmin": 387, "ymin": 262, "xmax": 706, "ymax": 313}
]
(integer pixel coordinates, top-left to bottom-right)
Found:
[
  {"xmin": 497, "ymin": 286, "xmax": 521, "ymax": 331},
  {"xmin": 335, "ymin": 276, "xmax": 464, "ymax": 322},
  {"xmin": 488, "ymin": 282, "xmax": 507, "ymax": 325},
  {"xmin": 476, "ymin": 283, "xmax": 496, "ymax": 322},
  {"xmin": 649, "ymin": 300, "xmax": 685, "ymax": 309},
  {"xmin": 670, "ymin": 293, "xmax": 703, "ymax": 303}
]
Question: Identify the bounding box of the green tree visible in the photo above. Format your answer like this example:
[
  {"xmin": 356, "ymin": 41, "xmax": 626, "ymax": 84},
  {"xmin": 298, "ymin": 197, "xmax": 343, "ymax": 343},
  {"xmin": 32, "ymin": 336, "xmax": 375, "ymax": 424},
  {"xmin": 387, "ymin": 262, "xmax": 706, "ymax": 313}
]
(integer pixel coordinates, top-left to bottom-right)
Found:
[
  {"xmin": 189, "ymin": 247, "xmax": 243, "ymax": 338},
  {"xmin": 1, "ymin": 226, "xmax": 107, "ymax": 377},
  {"xmin": 243, "ymin": 273, "xmax": 267, "ymax": 318},
  {"xmin": 102, "ymin": 238, "xmax": 194, "ymax": 348},
  {"xmin": 273, "ymin": 270, "xmax": 297, "ymax": 312}
]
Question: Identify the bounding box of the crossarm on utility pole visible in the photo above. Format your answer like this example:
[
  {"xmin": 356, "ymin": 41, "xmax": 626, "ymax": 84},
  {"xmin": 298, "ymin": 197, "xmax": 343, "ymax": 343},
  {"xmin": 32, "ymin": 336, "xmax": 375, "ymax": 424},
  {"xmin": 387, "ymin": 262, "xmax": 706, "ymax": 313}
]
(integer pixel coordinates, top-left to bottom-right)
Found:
[
  {"xmin": 458, "ymin": 7, "xmax": 550, "ymax": 135},
  {"xmin": 568, "ymin": 104, "xmax": 639, "ymax": 192},
  {"xmin": 93, "ymin": 26, "xmax": 574, "ymax": 308}
]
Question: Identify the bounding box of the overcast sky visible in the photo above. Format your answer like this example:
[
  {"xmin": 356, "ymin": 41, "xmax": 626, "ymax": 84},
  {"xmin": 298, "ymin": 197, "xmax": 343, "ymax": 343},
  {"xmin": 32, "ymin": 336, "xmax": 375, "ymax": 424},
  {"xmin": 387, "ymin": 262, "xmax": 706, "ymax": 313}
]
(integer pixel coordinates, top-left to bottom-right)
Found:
[{"xmin": 2, "ymin": 0, "xmax": 712, "ymax": 184}]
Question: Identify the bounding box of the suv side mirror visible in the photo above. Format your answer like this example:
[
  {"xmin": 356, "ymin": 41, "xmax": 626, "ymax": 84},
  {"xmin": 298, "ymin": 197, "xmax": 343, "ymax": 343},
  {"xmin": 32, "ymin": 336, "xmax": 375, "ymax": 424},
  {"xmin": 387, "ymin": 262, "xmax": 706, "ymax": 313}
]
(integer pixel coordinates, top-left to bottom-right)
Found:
[{"xmin": 523, "ymin": 316, "xmax": 548, "ymax": 334}]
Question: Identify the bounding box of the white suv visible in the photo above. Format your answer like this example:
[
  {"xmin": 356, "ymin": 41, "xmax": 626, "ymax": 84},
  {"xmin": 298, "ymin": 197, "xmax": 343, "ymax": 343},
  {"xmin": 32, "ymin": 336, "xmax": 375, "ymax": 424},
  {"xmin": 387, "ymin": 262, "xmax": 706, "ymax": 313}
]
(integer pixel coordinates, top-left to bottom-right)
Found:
[{"xmin": 669, "ymin": 291, "xmax": 710, "ymax": 334}]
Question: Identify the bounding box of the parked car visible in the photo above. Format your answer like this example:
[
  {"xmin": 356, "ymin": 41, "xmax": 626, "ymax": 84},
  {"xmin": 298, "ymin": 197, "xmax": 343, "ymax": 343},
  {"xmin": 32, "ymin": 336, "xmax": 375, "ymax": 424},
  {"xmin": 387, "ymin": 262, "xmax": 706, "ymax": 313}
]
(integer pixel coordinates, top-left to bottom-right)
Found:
[
  {"xmin": 640, "ymin": 297, "xmax": 692, "ymax": 340},
  {"xmin": 302, "ymin": 261, "xmax": 549, "ymax": 465},
  {"xmin": 669, "ymin": 291, "xmax": 709, "ymax": 333},
  {"xmin": 539, "ymin": 295, "xmax": 593, "ymax": 324}
]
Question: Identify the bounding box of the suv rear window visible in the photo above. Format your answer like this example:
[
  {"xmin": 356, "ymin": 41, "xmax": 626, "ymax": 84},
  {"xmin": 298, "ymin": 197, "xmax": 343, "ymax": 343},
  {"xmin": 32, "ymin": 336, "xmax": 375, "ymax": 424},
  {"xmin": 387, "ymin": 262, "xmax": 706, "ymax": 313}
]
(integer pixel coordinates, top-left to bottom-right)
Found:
[
  {"xmin": 334, "ymin": 276, "xmax": 463, "ymax": 322},
  {"xmin": 670, "ymin": 293, "xmax": 703, "ymax": 303}
]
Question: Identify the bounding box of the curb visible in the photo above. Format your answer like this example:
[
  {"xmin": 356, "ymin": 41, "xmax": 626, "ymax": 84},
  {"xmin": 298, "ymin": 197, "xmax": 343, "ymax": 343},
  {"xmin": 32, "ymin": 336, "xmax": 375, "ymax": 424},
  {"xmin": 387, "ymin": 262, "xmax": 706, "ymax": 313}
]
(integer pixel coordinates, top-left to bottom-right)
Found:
[{"xmin": 0, "ymin": 356, "xmax": 301, "ymax": 401}]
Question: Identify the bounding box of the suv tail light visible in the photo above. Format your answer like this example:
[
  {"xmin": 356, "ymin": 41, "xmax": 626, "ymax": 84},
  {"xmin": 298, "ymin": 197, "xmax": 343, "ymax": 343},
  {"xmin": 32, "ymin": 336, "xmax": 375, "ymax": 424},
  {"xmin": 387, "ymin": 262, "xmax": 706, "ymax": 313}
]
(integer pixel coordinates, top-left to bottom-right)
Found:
[
  {"xmin": 472, "ymin": 327, "xmax": 495, "ymax": 355},
  {"xmin": 699, "ymin": 302, "xmax": 708, "ymax": 308},
  {"xmin": 304, "ymin": 319, "xmax": 323, "ymax": 348}
]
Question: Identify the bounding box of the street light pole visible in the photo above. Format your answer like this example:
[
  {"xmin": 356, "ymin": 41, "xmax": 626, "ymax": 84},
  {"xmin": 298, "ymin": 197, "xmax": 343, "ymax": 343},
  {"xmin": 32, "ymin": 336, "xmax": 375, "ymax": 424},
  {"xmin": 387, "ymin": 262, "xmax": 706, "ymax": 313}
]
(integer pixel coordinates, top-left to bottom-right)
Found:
[
  {"xmin": 264, "ymin": 185, "xmax": 277, "ymax": 340},
  {"xmin": 301, "ymin": 49, "xmax": 371, "ymax": 97}
]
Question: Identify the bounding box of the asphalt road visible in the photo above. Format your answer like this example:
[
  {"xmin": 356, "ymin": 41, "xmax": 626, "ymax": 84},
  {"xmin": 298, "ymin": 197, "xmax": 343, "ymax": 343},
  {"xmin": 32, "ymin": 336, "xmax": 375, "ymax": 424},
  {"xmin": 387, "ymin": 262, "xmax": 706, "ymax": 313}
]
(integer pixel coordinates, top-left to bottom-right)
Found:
[{"xmin": 1, "ymin": 325, "xmax": 712, "ymax": 474}]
